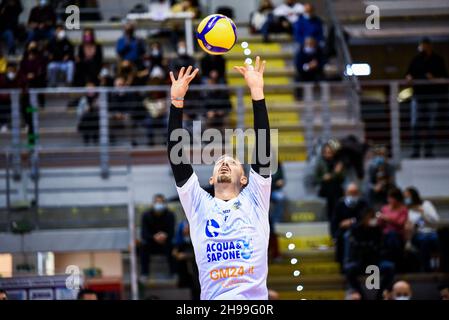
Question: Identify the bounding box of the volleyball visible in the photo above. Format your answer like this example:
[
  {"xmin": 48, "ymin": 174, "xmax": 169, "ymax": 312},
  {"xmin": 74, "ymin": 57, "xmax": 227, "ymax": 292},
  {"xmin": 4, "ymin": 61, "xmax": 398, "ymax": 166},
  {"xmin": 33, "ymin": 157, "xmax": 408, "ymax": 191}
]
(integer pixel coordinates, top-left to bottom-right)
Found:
[{"xmin": 196, "ymin": 14, "xmax": 237, "ymax": 55}]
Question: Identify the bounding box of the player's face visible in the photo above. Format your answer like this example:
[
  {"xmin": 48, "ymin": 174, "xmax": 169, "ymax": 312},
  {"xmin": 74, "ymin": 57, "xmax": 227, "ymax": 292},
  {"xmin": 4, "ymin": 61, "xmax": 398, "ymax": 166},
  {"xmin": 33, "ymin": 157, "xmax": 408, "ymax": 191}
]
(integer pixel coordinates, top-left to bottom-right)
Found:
[{"xmin": 211, "ymin": 156, "xmax": 244, "ymax": 185}]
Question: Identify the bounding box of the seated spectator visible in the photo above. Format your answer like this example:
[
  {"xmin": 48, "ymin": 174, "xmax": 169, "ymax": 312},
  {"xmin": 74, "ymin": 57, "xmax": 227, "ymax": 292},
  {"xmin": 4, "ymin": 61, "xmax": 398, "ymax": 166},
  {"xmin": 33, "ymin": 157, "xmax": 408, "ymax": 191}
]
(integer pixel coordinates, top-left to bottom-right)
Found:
[
  {"xmin": 249, "ymin": 0, "xmax": 275, "ymax": 42},
  {"xmin": 27, "ymin": 0, "xmax": 56, "ymax": 43},
  {"xmin": 202, "ymin": 70, "xmax": 232, "ymax": 129},
  {"xmin": 344, "ymin": 208, "xmax": 395, "ymax": 300},
  {"xmin": 366, "ymin": 146, "xmax": 396, "ymax": 210},
  {"xmin": 391, "ymin": 280, "xmax": 413, "ymax": 300},
  {"xmin": 47, "ymin": 25, "xmax": 75, "ymax": 87},
  {"xmin": 0, "ymin": 289, "xmax": 7, "ymax": 300},
  {"xmin": 200, "ymin": 54, "xmax": 226, "ymax": 84},
  {"xmin": 140, "ymin": 194, "xmax": 175, "ymax": 280},
  {"xmin": 378, "ymin": 188, "xmax": 408, "ymax": 264},
  {"xmin": 171, "ymin": 0, "xmax": 200, "ymax": 18},
  {"xmin": 143, "ymin": 67, "xmax": 168, "ymax": 146},
  {"xmin": 404, "ymin": 186, "xmax": 440, "ymax": 272},
  {"xmin": 145, "ymin": 42, "xmax": 164, "ymax": 76},
  {"xmin": 116, "ymin": 22, "xmax": 146, "ymax": 68},
  {"xmin": 148, "ymin": 0, "xmax": 171, "ymax": 21},
  {"xmin": 332, "ymin": 182, "xmax": 368, "ymax": 265},
  {"xmin": 109, "ymin": 76, "xmax": 144, "ymax": 146},
  {"xmin": 270, "ymin": 161, "xmax": 286, "ymax": 224},
  {"xmin": 293, "ymin": 3, "xmax": 324, "ymax": 49},
  {"xmin": 0, "ymin": 0, "xmax": 23, "ymax": 55},
  {"xmin": 294, "ymin": 36, "xmax": 324, "ymax": 82},
  {"xmin": 74, "ymin": 28, "xmax": 103, "ymax": 86},
  {"xmin": 99, "ymin": 65, "xmax": 114, "ymax": 87},
  {"xmin": 271, "ymin": 0, "xmax": 304, "ymax": 35},
  {"xmin": 172, "ymin": 220, "xmax": 200, "ymax": 300},
  {"xmin": 169, "ymin": 40, "xmax": 196, "ymax": 72},
  {"xmin": 77, "ymin": 82, "xmax": 99, "ymax": 145},
  {"xmin": 77, "ymin": 289, "xmax": 98, "ymax": 300},
  {"xmin": 0, "ymin": 62, "xmax": 18, "ymax": 132},
  {"xmin": 439, "ymin": 283, "xmax": 449, "ymax": 300},
  {"xmin": 315, "ymin": 140, "xmax": 345, "ymax": 220}
]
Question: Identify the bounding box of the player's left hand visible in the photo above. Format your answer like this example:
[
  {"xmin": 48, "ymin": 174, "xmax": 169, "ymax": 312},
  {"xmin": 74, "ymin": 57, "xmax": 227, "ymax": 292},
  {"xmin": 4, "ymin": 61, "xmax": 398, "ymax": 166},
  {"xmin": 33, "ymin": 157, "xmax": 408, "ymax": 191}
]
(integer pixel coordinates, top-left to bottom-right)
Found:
[{"xmin": 234, "ymin": 56, "xmax": 266, "ymax": 100}]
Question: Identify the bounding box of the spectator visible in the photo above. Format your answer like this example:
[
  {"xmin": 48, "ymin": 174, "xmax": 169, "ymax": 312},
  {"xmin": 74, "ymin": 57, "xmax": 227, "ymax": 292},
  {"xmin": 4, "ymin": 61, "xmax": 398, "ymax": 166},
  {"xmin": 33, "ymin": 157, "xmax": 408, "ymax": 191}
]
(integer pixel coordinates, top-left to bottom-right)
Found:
[
  {"xmin": 116, "ymin": 22, "xmax": 146, "ymax": 68},
  {"xmin": 47, "ymin": 25, "xmax": 75, "ymax": 87},
  {"xmin": 200, "ymin": 54, "xmax": 226, "ymax": 84},
  {"xmin": 140, "ymin": 194, "xmax": 176, "ymax": 280},
  {"xmin": 404, "ymin": 186, "xmax": 440, "ymax": 272},
  {"xmin": 0, "ymin": 0, "xmax": 23, "ymax": 55},
  {"xmin": 77, "ymin": 289, "xmax": 98, "ymax": 300},
  {"xmin": 171, "ymin": 0, "xmax": 200, "ymax": 18},
  {"xmin": 148, "ymin": 0, "xmax": 171, "ymax": 21},
  {"xmin": 172, "ymin": 220, "xmax": 200, "ymax": 300},
  {"xmin": 27, "ymin": 0, "xmax": 56, "ymax": 43},
  {"xmin": 0, "ymin": 62, "xmax": 19, "ymax": 133},
  {"xmin": 332, "ymin": 182, "xmax": 368, "ymax": 265},
  {"xmin": 74, "ymin": 28, "xmax": 103, "ymax": 86},
  {"xmin": 293, "ymin": 3, "xmax": 324, "ymax": 48},
  {"xmin": 108, "ymin": 76, "xmax": 144, "ymax": 146},
  {"xmin": 439, "ymin": 283, "xmax": 449, "ymax": 300},
  {"xmin": 366, "ymin": 146, "xmax": 396, "ymax": 210},
  {"xmin": 272, "ymin": 0, "xmax": 304, "ymax": 34},
  {"xmin": 169, "ymin": 40, "xmax": 196, "ymax": 72},
  {"xmin": 294, "ymin": 36, "xmax": 324, "ymax": 82},
  {"xmin": 315, "ymin": 140, "xmax": 345, "ymax": 220},
  {"xmin": 406, "ymin": 37, "xmax": 448, "ymax": 158},
  {"xmin": 77, "ymin": 82, "xmax": 99, "ymax": 145},
  {"xmin": 202, "ymin": 70, "xmax": 232, "ymax": 129},
  {"xmin": 344, "ymin": 208, "xmax": 395, "ymax": 300},
  {"xmin": 271, "ymin": 161, "xmax": 286, "ymax": 223},
  {"xmin": 0, "ymin": 289, "xmax": 7, "ymax": 300},
  {"xmin": 391, "ymin": 280, "xmax": 412, "ymax": 300},
  {"xmin": 145, "ymin": 42, "xmax": 164, "ymax": 76},
  {"xmin": 378, "ymin": 188, "xmax": 408, "ymax": 264},
  {"xmin": 249, "ymin": 0, "xmax": 275, "ymax": 42}
]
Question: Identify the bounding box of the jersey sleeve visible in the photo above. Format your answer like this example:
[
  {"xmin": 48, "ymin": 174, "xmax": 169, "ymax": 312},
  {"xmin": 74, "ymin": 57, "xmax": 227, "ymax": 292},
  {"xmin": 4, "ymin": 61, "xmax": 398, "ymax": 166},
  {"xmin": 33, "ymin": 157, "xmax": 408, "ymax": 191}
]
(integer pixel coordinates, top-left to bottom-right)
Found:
[
  {"xmin": 244, "ymin": 168, "xmax": 272, "ymax": 218},
  {"xmin": 176, "ymin": 172, "xmax": 210, "ymax": 221}
]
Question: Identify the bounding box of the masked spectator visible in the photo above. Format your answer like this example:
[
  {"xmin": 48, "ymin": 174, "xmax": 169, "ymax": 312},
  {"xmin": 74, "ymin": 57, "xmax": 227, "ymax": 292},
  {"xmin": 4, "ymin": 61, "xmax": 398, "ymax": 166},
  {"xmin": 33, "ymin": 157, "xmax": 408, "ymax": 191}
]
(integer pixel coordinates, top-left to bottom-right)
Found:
[
  {"xmin": 404, "ymin": 186, "xmax": 440, "ymax": 272},
  {"xmin": 295, "ymin": 36, "xmax": 324, "ymax": 82},
  {"xmin": 140, "ymin": 194, "xmax": 175, "ymax": 280},
  {"xmin": 116, "ymin": 22, "xmax": 146, "ymax": 67},
  {"xmin": 391, "ymin": 280, "xmax": 413, "ymax": 300},
  {"xmin": 74, "ymin": 28, "xmax": 103, "ymax": 86},
  {"xmin": 332, "ymin": 182, "xmax": 368, "ymax": 265},
  {"xmin": 271, "ymin": 0, "xmax": 304, "ymax": 34},
  {"xmin": 367, "ymin": 146, "xmax": 396, "ymax": 210},
  {"xmin": 293, "ymin": 3, "xmax": 324, "ymax": 48},
  {"xmin": 27, "ymin": 0, "xmax": 56, "ymax": 43},
  {"xmin": 47, "ymin": 25, "xmax": 75, "ymax": 87}
]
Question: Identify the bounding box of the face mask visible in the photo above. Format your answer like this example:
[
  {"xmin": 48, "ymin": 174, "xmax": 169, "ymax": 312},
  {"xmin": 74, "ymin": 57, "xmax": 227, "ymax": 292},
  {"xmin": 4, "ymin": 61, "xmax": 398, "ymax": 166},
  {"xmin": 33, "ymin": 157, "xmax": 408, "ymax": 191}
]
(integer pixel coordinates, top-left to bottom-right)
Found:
[
  {"xmin": 151, "ymin": 49, "xmax": 160, "ymax": 56},
  {"xmin": 404, "ymin": 198, "xmax": 412, "ymax": 206},
  {"xmin": 57, "ymin": 31, "xmax": 66, "ymax": 40},
  {"xmin": 29, "ymin": 47, "xmax": 38, "ymax": 54},
  {"xmin": 368, "ymin": 218, "xmax": 378, "ymax": 227},
  {"xmin": 40, "ymin": 0, "xmax": 48, "ymax": 6},
  {"xmin": 344, "ymin": 196, "xmax": 358, "ymax": 208},
  {"xmin": 83, "ymin": 34, "xmax": 94, "ymax": 43},
  {"xmin": 373, "ymin": 156, "xmax": 385, "ymax": 166},
  {"xmin": 303, "ymin": 13, "xmax": 311, "ymax": 19},
  {"xmin": 183, "ymin": 236, "xmax": 191, "ymax": 243},
  {"xmin": 395, "ymin": 296, "xmax": 411, "ymax": 301},
  {"xmin": 178, "ymin": 47, "xmax": 187, "ymax": 56},
  {"xmin": 304, "ymin": 46, "xmax": 316, "ymax": 54},
  {"xmin": 153, "ymin": 203, "xmax": 166, "ymax": 212},
  {"xmin": 7, "ymin": 72, "xmax": 15, "ymax": 80}
]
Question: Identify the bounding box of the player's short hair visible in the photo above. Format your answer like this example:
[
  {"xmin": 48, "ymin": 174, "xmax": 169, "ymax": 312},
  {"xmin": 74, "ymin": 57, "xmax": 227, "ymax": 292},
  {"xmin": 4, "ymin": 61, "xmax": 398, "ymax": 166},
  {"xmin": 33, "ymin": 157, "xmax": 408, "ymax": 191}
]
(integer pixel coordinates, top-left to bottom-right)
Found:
[{"xmin": 214, "ymin": 154, "xmax": 246, "ymax": 175}]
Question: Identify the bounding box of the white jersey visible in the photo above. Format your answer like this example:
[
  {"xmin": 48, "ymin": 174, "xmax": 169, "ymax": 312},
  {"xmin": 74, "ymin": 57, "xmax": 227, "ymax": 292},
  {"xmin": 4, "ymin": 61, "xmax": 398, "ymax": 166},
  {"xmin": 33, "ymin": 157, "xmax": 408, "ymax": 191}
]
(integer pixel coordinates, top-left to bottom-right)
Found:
[{"xmin": 176, "ymin": 168, "xmax": 271, "ymax": 300}]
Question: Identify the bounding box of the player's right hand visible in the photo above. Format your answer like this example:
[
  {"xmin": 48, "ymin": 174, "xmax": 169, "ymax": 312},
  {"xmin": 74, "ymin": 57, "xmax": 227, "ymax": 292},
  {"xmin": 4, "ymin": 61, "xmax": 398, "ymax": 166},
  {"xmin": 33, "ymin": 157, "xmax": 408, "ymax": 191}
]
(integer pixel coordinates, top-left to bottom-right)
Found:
[{"xmin": 169, "ymin": 65, "xmax": 199, "ymax": 108}]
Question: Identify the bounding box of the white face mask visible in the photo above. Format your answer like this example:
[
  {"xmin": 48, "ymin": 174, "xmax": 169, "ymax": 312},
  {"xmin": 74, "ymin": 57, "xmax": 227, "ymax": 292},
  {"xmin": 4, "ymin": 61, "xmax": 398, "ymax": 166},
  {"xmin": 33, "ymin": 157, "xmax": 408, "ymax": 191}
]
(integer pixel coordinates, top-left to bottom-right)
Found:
[
  {"xmin": 40, "ymin": 0, "xmax": 48, "ymax": 6},
  {"xmin": 304, "ymin": 46, "xmax": 316, "ymax": 54},
  {"xmin": 7, "ymin": 72, "xmax": 16, "ymax": 80},
  {"xmin": 368, "ymin": 218, "xmax": 378, "ymax": 227},
  {"xmin": 153, "ymin": 203, "xmax": 166, "ymax": 212},
  {"xmin": 395, "ymin": 296, "xmax": 411, "ymax": 300},
  {"xmin": 178, "ymin": 47, "xmax": 187, "ymax": 56},
  {"xmin": 57, "ymin": 31, "xmax": 66, "ymax": 40}
]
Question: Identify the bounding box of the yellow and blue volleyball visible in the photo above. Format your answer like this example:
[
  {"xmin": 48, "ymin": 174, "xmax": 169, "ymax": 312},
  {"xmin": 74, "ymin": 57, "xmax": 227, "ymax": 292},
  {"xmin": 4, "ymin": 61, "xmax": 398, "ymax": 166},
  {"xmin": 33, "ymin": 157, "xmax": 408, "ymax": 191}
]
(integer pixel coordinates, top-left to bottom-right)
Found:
[{"xmin": 196, "ymin": 14, "xmax": 237, "ymax": 55}]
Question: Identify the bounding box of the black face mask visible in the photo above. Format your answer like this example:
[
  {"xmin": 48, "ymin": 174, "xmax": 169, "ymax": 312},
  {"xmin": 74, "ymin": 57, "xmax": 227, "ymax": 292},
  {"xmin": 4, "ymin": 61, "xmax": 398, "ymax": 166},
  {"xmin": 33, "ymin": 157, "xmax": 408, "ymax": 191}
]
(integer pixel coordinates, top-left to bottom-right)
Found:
[{"xmin": 29, "ymin": 48, "xmax": 38, "ymax": 55}]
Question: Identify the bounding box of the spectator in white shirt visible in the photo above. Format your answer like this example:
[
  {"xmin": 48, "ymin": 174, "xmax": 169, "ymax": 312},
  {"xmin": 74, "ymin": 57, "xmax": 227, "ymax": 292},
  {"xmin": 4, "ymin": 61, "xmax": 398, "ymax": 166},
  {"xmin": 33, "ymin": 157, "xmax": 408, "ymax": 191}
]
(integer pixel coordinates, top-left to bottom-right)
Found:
[
  {"xmin": 404, "ymin": 186, "xmax": 440, "ymax": 272},
  {"xmin": 259, "ymin": 0, "xmax": 303, "ymax": 37}
]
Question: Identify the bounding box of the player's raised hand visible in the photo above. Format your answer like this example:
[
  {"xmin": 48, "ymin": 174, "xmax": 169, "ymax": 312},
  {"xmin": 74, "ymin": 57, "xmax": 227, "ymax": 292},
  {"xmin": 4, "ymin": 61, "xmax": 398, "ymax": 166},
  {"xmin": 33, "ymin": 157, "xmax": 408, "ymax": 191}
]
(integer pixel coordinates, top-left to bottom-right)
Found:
[
  {"xmin": 169, "ymin": 65, "xmax": 199, "ymax": 108},
  {"xmin": 233, "ymin": 56, "xmax": 266, "ymax": 100}
]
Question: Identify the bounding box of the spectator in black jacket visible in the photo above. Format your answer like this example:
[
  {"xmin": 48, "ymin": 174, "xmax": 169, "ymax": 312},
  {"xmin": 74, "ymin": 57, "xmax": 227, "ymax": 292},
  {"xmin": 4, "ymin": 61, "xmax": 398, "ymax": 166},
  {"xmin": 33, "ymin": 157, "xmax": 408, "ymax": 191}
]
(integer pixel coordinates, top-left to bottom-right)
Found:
[
  {"xmin": 332, "ymin": 182, "xmax": 368, "ymax": 265},
  {"xmin": 294, "ymin": 36, "xmax": 324, "ymax": 82},
  {"xmin": 74, "ymin": 28, "xmax": 103, "ymax": 86},
  {"xmin": 47, "ymin": 25, "xmax": 75, "ymax": 87},
  {"xmin": 27, "ymin": 0, "xmax": 56, "ymax": 43},
  {"xmin": 0, "ymin": 0, "xmax": 23, "ymax": 55},
  {"xmin": 406, "ymin": 37, "xmax": 449, "ymax": 158},
  {"xmin": 77, "ymin": 82, "xmax": 99, "ymax": 145},
  {"xmin": 140, "ymin": 194, "xmax": 176, "ymax": 280},
  {"xmin": 343, "ymin": 208, "xmax": 395, "ymax": 300},
  {"xmin": 200, "ymin": 54, "xmax": 226, "ymax": 84},
  {"xmin": 0, "ymin": 62, "xmax": 18, "ymax": 132}
]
